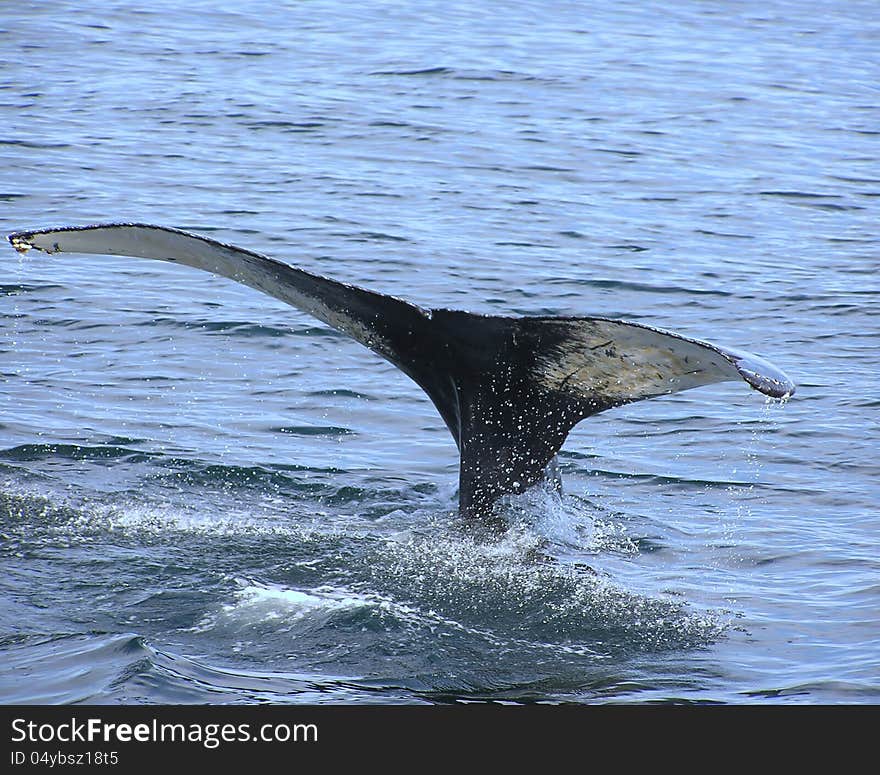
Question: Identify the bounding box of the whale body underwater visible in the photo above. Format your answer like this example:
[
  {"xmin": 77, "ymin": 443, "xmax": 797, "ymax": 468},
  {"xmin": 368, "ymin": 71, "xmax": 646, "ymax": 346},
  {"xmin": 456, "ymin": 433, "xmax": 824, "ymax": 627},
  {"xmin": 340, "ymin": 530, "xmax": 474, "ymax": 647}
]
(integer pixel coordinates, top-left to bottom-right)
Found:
[{"xmin": 9, "ymin": 223, "xmax": 795, "ymax": 521}]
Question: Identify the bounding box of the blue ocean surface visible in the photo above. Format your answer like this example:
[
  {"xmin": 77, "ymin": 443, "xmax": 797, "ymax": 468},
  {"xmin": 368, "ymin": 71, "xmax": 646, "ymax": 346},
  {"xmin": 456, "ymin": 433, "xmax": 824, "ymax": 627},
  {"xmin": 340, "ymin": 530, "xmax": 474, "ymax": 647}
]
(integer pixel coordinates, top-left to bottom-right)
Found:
[{"xmin": 0, "ymin": 0, "xmax": 877, "ymax": 704}]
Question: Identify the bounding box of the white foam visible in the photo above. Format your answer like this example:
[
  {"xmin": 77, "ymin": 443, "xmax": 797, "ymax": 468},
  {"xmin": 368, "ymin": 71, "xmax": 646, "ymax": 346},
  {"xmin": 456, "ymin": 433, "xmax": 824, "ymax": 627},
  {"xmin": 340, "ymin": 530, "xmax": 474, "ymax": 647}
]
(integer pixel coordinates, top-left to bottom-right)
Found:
[
  {"xmin": 192, "ymin": 580, "xmax": 375, "ymax": 634},
  {"xmin": 230, "ymin": 582, "xmax": 371, "ymax": 616},
  {"xmin": 495, "ymin": 482, "xmax": 639, "ymax": 556},
  {"xmin": 77, "ymin": 498, "xmax": 338, "ymax": 542}
]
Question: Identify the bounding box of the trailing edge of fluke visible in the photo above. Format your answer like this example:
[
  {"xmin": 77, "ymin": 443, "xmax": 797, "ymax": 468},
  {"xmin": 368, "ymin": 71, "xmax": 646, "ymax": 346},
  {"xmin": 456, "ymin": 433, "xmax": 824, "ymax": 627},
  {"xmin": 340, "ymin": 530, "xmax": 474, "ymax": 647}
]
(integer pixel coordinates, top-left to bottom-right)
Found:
[{"xmin": 8, "ymin": 223, "xmax": 795, "ymax": 520}]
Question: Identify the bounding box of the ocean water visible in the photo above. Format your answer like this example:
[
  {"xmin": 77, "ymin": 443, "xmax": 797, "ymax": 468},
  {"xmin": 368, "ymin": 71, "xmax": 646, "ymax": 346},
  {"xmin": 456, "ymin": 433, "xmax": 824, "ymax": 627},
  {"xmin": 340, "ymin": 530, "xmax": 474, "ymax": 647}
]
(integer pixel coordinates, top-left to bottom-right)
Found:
[{"xmin": 0, "ymin": 0, "xmax": 877, "ymax": 704}]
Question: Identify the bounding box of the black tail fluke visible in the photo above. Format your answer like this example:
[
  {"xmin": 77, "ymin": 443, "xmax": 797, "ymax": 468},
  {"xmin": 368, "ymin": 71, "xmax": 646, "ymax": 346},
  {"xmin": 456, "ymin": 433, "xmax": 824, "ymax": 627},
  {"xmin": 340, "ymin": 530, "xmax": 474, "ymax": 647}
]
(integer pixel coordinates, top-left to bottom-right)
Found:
[
  {"xmin": 9, "ymin": 223, "xmax": 795, "ymax": 520},
  {"xmin": 414, "ymin": 309, "xmax": 794, "ymax": 517}
]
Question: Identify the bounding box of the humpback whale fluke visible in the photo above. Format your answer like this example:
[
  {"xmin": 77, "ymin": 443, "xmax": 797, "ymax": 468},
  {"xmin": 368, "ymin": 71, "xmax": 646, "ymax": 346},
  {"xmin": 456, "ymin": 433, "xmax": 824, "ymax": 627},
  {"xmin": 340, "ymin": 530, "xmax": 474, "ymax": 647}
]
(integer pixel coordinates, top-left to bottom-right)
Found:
[{"xmin": 8, "ymin": 223, "xmax": 795, "ymax": 520}]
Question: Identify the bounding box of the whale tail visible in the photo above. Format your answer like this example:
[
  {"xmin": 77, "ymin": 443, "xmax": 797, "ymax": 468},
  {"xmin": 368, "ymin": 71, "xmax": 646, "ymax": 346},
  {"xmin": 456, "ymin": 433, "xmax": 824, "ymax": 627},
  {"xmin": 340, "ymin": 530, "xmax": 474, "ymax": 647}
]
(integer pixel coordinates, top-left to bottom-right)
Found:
[{"xmin": 9, "ymin": 223, "xmax": 795, "ymax": 519}]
